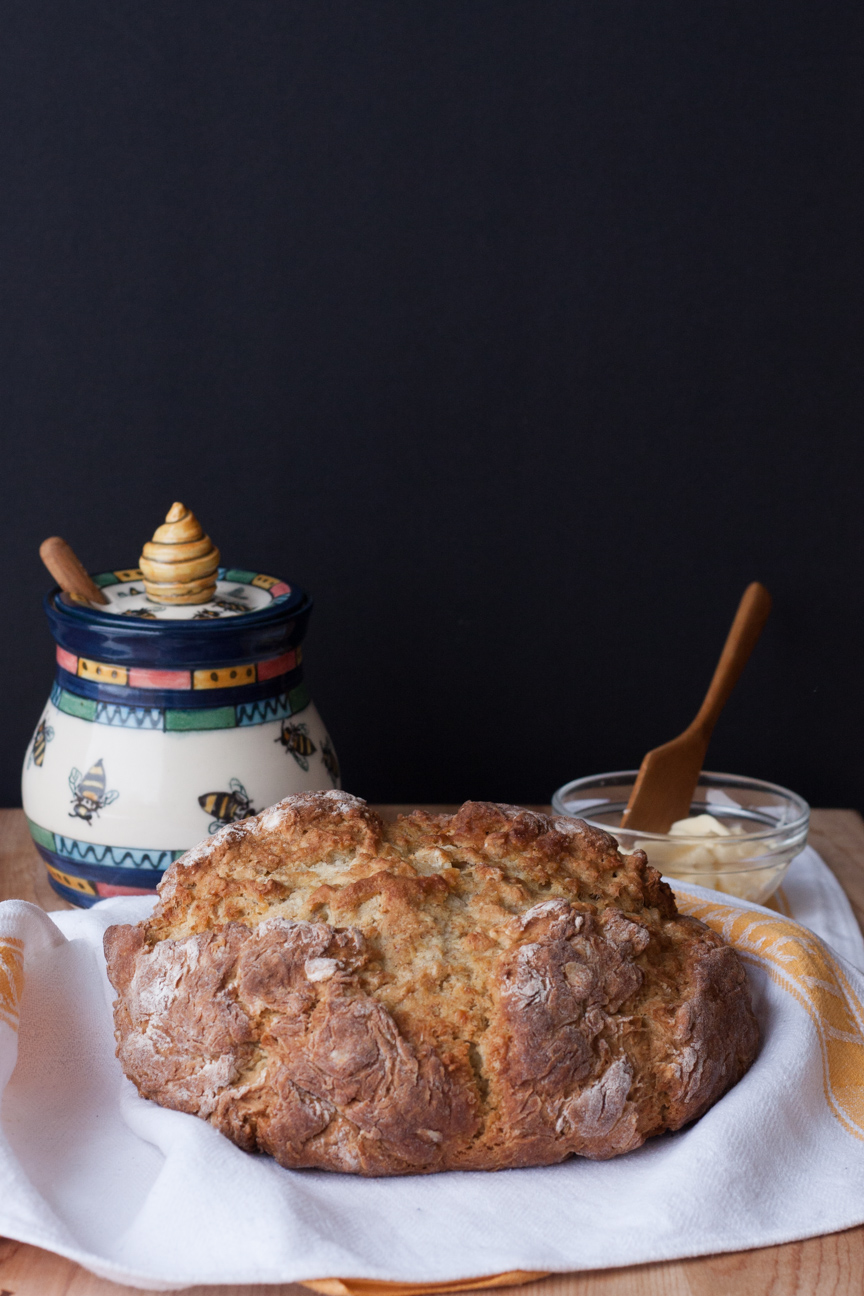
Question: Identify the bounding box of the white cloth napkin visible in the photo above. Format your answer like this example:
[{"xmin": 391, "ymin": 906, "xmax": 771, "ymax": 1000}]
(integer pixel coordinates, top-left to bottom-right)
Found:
[
  {"xmin": 2, "ymin": 845, "xmax": 864, "ymax": 1293},
  {"xmin": 770, "ymin": 843, "xmax": 864, "ymax": 966}
]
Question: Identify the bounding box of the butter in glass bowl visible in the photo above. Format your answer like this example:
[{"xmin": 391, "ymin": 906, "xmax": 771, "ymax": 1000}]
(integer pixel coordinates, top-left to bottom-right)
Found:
[{"xmin": 551, "ymin": 771, "xmax": 810, "ymax": 905}]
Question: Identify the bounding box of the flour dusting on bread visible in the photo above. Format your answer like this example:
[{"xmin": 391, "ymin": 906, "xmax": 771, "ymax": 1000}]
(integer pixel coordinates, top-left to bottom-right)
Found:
[{"xmin": 104, "ymin": 793, "xmax": 759, "ymax": 1175}]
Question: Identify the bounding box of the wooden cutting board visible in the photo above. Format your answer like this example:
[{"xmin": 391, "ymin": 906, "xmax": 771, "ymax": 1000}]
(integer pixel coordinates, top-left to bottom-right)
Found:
[{"xmin": 2, "ymin": 805, "xmax": 864, "ymax": 1296}]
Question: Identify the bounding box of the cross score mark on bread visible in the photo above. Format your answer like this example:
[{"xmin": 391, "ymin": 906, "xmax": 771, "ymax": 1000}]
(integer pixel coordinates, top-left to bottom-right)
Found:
[{"xmin": 104, "ymin": 793, "xmax": 759, "ymax": 1175}]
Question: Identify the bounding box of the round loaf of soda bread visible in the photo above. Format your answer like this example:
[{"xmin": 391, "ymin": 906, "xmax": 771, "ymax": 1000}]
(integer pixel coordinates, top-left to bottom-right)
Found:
[{"xmin": 104, "ymin": 792, "xmax": 759, "ymax": 1175}]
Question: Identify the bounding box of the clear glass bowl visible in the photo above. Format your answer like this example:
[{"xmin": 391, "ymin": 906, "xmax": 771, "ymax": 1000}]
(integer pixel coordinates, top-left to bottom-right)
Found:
[{"xmin": 551, "ymin": 770, "xmax": 810, "ymax": 905}]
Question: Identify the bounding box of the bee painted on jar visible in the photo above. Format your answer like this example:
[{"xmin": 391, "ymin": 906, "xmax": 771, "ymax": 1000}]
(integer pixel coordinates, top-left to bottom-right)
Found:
[
  {"xmin": 68, "ymin": 760, "xmax": 119, "ymax": 825},
  {"xmin": 274, "ymin": 720, "xmax": 316, "ymax": 772},
  {"xmin": 198, "ymin": 778, "xmax": 258, "ymax": 833},
  {"xmin": 211, "ymin": 598, "xmax": 247, "ymax": 614},
  {"xmin": 29, "ymin": 718, "xmax": 55, "ymax": 768},
  {"xmin": 192, "ymin": 609, "xmax": 222, "ymax": 620},
  {"xmin": 321, "ymin": 737, "xmax": 340, "ymax": 786}
]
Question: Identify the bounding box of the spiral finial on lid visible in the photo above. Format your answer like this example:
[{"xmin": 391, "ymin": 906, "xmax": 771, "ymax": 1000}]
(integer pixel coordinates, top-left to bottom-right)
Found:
[{"xmin": 139, "ymin": 503, "xmax": 220, "ymax": 604}]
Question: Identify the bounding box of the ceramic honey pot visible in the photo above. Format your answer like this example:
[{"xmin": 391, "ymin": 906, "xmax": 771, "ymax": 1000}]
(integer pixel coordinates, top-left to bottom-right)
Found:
[{"xmin": 22, "ymin": 505, "xmax": 340, "ymax": 907}]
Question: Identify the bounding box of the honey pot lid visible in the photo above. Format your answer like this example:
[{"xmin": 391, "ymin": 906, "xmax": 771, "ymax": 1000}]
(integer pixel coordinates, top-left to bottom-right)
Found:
[
  {"xmin": 81, "ymin": 503, "xmax": 296, "ymax": 623},
  {"xmin": 43, "ymin": 502, "xmax": 312, "ymax": 669}
]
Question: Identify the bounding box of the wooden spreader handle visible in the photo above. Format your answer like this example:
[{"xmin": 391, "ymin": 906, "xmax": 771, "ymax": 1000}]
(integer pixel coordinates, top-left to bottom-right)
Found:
[
  {"xmin": 39, "ymin": 536, "xmax": 108, "ymax": 606},
  {"xmin": 689, "ymin": 581, "xmax": 773, "ymax": 739}
]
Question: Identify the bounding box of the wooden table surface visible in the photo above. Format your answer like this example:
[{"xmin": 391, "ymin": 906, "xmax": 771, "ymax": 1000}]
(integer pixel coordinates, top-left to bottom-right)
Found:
[{"xmin": 2, "ymin": 805, "xmax": 864, "ymax": 1296}]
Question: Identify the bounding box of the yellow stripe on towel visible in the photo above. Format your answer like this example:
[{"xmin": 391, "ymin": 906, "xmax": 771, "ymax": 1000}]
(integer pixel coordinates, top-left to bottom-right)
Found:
[
  {"xmin": 677, "ymin": 894, "xmax": 864, "ymax": 1142},
  {"xmin": 0, "ymin": 936, "xmax": 24, "ymax": 1031},
  {"xmin": 301, "ymin": 1270, "xmax": 547, "ymax": 1296}
]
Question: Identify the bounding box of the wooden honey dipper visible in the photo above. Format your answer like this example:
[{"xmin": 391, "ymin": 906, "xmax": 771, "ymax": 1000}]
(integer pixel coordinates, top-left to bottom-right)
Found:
[
  {"xmin": 39, "ymin": 537, "xmax": 108, "ymax": 607},
  {"xmin": 139, "ymin": 503, "xmax": 220, "ymax": 605}
]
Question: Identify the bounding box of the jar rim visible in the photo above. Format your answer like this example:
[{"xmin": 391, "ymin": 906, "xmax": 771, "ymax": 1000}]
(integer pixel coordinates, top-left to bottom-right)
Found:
[
  {"xmin": 44, "ymin": 578, "xmax": 313, "ymax": 671},
  {"xmin": 48, "ymin": 566, "xmax": 308, "ymax": 632}
]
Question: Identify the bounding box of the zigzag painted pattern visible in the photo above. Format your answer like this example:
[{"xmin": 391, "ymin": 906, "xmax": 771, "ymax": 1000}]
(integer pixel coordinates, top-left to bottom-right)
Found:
[
  {"xmin": 51, "ymin": 837, "xmax": 178, "ymax": 870},
  {"xmin": 45, "ymin": 682, "xmax": 310, "ymax": 730},
  {"xmin": 236, "ymin": 689, "xmax": 305, "ymax": 726},
  {"xmin": 94, "ymin": 702, "xmax": 164, "ymax": 729}
]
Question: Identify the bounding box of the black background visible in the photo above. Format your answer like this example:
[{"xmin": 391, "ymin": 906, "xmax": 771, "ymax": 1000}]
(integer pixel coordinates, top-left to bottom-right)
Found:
[{"xmin": 2, "ymin": 2, "xmax": 862, "ymax": 810}]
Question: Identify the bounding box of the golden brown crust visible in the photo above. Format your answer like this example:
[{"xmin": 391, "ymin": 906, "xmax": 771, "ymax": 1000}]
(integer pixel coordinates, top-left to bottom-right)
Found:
[{"xmin": 104, "ymin": 792, "xmax": 759, "ymax": 1175}]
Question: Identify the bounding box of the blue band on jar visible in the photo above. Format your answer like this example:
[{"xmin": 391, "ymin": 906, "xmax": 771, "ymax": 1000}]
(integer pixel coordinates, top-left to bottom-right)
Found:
[
  {"xmin": 27, "ymin": 818, "xmax": 181, "ymax": 903},
  {"xmin": 44, "ymin": 587, "xmax": 313, "ymax": 668}
]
